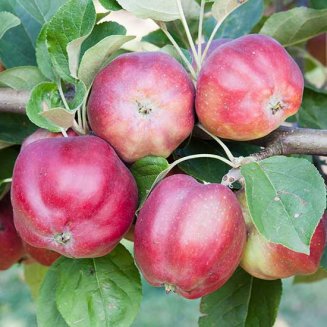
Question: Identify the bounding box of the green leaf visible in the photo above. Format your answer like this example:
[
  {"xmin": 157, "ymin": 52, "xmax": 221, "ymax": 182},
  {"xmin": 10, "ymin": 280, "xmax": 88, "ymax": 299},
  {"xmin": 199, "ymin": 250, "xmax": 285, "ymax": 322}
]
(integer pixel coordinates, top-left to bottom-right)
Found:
[
  {"xmin": 309, "ymin": 0, "xmax": 327, "ymax": 9},
  {"xmin": 37, "ymin": 261, "xmax": 69, "ymax": 327},
  {"xmin": 16, "ymin": 0, "xmax": 67, "ymax": 24},
  {"xmin": 160, "ymin": 45, "xmax": 192, "ymax": 70},
  {"xmin": 46, "ymin": 0, "xmax": 96, "ymax": 82},
  {"xmin": 24, "ymin": 263, "xmax": 49, "ymax": 300},
  {"xmin": 199, "ymin": 268, "xmax": 282, "ymax": 327},
  {"xmin": 0, "ymin": 11, "xmax": 21, "ymax": 39},
  {"xmin": 204, "ymin": 0, "xmax": 263, "ymax": 39},
  {"xmin": 293, "ymin": 268, "xmax": 327, "ymax": 284},
  {"xmin": 173, "ymin": 139, "xmax": 229, "ymax": 183},
  {"xmin": 81, "ymin": 21, "xmax": 127, "ymax": 58},
  {"xmin": 142, "ymin": 29, "xmax": 170, "ymax": 48},
  {"xmin": 298, "ymin": 86, "xmax": 327, "ymax": 129},
  {"xmin": 211, "ymin": 0, "xmax": 249, "ymax": 22},
  {"xmin": 64, "ymin": 80, "xmax": 87, "ymax": 110},
  {"xmin": 0, "ymin": 66, "xmax": 47, "ymax": 90},
  {"xmin": 78, "ymin": 35, "xmax": 134, "ymax": 87},
  {"xmin": 99, "ymin": 0, "xmax": 122, "ymax": 11},
  {"xmin": 55, "ymin": 245, "xmax": 142, "ymax": 327},
  {"xmin": 116, "ymin": 0, "xmax": 200, "ymax": 22},
  {"xmin": 240, "ymin": 156, "xmax": 326, "ymax": 254},
  {"xmin": 40, "ymin": 107, "xmax": 76, "ymax": 129},
  {"xmin": 0, "ymin": 113, "xmax": 37, "ymax": 144},
  {"xmin": 320, "ymin": 246, "xmax": 327, "ymax": 270},
  {"xmin": 260, "ymin": 7, "xmax": 327, "ymax": 47},
  {"xmin": 130, "ymin": 156, "xmax": 169, "ymax": 206},
  {"xmin": 26, "ymin": 82, "xmax": 65, "ymax": 132}
]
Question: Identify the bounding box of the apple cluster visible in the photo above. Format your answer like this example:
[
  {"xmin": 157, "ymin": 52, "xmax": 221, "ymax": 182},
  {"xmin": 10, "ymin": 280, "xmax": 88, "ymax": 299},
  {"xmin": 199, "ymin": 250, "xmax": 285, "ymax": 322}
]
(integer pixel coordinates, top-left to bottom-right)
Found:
[{"xmin": 1, "ymin": 34, "xmax": 325, "ymax": 299}]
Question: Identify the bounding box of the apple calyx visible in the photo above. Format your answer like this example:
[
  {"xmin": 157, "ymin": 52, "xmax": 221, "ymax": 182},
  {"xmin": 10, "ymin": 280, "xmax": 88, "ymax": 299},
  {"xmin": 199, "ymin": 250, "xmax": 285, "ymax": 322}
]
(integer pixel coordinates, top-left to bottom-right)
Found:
[{"xmin": 54, "ymin": 232, "xmax": 72, "ymax": 245}]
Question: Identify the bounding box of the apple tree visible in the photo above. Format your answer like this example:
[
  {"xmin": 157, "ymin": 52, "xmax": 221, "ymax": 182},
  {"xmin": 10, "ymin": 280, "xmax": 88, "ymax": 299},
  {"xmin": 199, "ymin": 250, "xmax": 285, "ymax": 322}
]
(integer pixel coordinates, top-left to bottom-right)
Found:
[{"xmin": 0, "ymin": 0, "xmax": 327, "ymax": 326}]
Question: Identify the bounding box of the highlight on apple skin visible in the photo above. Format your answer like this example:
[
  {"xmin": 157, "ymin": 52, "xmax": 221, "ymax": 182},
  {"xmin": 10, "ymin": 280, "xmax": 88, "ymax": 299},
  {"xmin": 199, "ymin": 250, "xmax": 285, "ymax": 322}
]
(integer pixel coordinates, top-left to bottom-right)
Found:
[
  {"xmin": 11, "ymin": 135, "xmax": 138, "ymax": 258},
  {"xmin": 88, "ymin": 51, "xmax": 195, "ymax": 163},
  {"xmin": 237, "ymin": 190, "xmax": 326, "ymax": 280},
  {"xmin": 134, "ymin": 174, "xmax": 246, "ymax": 299},
  {"xmin": 196, "ymin": 34, "xmax": 304, "ymax": 141}
]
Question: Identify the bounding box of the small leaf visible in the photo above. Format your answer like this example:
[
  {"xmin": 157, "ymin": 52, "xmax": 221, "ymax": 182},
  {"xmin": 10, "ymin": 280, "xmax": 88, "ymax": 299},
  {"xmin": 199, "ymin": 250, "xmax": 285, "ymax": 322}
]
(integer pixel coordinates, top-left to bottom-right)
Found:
[
  {"xmin": 46, "ymin": 0, "xmax": 96, "ymax": 81},
  {"xmin": 211, "ymin": 0, "xmax": 249, "ymax": 22},
  {"xmin": 0, "ymin": 11, "xmax": 21, "ymax": 39},
  {"xmin": 240, "ymin": 156, "xmax": 326, "ymax": 254},
  {"xmin": 320, "ymin": 246, "xmax": 327, "ymax": 270},
  {"xmin": 116, "ymin": 0, "xmax": 200, "ymax": 22},
  {"xmin": 37, "ymin": 260, "xmax": 69, "ymax": 327},
  {"xmin": 55, "ymin": 245, "xmax": 142, "ymax": 327},
  {"xmin": 99, "ymin": 0, "xmax": 122, "ymax": 11},
  {"xmin": 40, "ymin": 107, "xmax": 76, "ymax": 129},
  {"xmin": 260, "ymin": 7, "xmax": 327, "ymax": 47},
  {"xmin": 160, "ymin": 44, "xmax": 192, "ymax": 70},
  {"xmin": 0, "ymin": 66, "xmax": 47, "ymax": 90},
  {"xmin": 293, "ymin": 268, "xmax": 327, "ymax": 284},
  {"xmin": 26, "ymin": 82, "xmax": 65, "ymax": 132},
  {"xmin": 199, "ymin": 268, "xmax": 282, "ymax": 327},
  {"xmin": 130, "ymin": 156, "xmax": 169, "ymax": 206},
  {"xmin": 24, "ymin": 263, "xmax": 49, "ymax": 300},
  {"xmin": 78, "ymin": 35, "xmax": 135, "ymax": 87}
]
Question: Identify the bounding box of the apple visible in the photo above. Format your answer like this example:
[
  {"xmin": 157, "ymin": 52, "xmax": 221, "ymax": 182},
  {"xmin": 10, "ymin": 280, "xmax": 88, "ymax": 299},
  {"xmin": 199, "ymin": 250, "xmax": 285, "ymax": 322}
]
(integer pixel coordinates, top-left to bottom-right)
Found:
[
  {"xmin": 307, "ymin": 33, "xmax": 327, "ymax": 66},
  {"xmin": 238, "ymin": 190, "xmax": 326, "ymax": 279},
  {"xmin": 0, "ymin": 194, "xmax": 24, "ymax": 270},
  {"xmin": 22, "ymin": 128, "xmax": 77, "ymax": 149},
  {"xmin": 134, "ymin": 174, "xmax": 246, "ymax": 299},
  {"xmin": 196, "ymin": 34, "xmax": 304, "ymax": 141},
  {"xmin": 11, "ymin": 135, "xmax": 138, "ymax": 258},
  {"xmin": 23, "ymin": 242, "xmax": 61, "ymax": 266},
  {"xmin": 87, "ymin": 52, "xmax": 195, "ymax": 163}
]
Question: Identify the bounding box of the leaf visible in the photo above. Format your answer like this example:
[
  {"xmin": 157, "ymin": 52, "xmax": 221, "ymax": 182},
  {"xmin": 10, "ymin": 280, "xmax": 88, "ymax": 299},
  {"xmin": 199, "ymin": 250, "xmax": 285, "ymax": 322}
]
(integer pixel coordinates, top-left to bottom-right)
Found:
[
  {"xmin": 64, "ymin": 80, "xmax": 87, "ymax": 110},
  {"xmin": 116, "ymin": 0, "xmax": 200, "ymax": 22},
  {"xmin": 0, "ymin": 66, "xmax": 47, "ymax": 90},
  {"xmin": 240, "ymin": 156, "xmax": 326, "ymax": 254},
  {"xmin": 130, "ymin": 156, "xmax": 169, "ymax": 206},
  {"xmin": 211, "ymin": 0, "xmax": 249, "ymax": 22},
  {"xmin": 16, "ymin": 0, "xmax": 67, "ymax": 24},
  {"xmin": 309, "ymin": 0, "xmax": 327, "ymax": 9},
  {"xmin": 80, "ymin": 21, "xmax": 127, "ymax": 58},
  {"xmin": 199, "ymin": 268, "xmax": 282, "ymax": 327},
  {"xmin": 26, "ymin": 82, "xmax": 65, "ymax": 132},
  {"xmin": 24, "ymin": 263, "xmax": 49, "ymax": 300},
  {"xmin": 203, "ymin": 0, "xmax": 263, "ymax": 39},
  {"xmin": 78, "ymin": 35, "xmax": 134, "ymax": 87},
  {"xmin": 46, "ymin": 0, "xmax": 96, "ymax": 82},
  {"xmin": 55, "ymin": 245, "xmax": 142, "ymax": 327},
  {"xmin": 260, "ymin": 7, "xmax": 327, "ymax": 47},
  {"xmin": 99, "ymin": 0, "xmax": 122, "ymax": 11},
  {"xmin": 293, "ymin": 268, "xmax": 327, "ymax": 284},
  {"xmin": 160, "ymin": 45, "xmax": 192, "ymax": 70},
  {"xmin": 298, "ymin": 86, "xmax": 327, "ymax": 129},
  {"xmin": 0, "ymin": 113, "xmax": 37, "ymax": 144},
  {"xmin": 40, "ymin": 107, "xmax": 76, "ymax": 129},
  {"xmin": 0, "ymin": 11, "xmax": 21, "ymax": 39},
  {"xmin": 173, "ymin": 139, "xmax": 230, "ymax": 183},
  {"xmin": 320, "ymin": 246, "xmax": 327, "ymax": 270},
  {"xmin": 37, "ymin": 261, "xmax": 69, "ymax": 327}
]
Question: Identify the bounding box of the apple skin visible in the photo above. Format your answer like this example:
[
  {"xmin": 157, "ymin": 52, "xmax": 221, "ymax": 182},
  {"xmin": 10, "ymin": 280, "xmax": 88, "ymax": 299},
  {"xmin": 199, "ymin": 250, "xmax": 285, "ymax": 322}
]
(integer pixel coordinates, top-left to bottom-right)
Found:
[
  {"xmin": 0, "ymin": 194, "xmax": 24, "ymax": 270},
  {"xmin": 11, "ymin": 135, "xmax": 138, "ymax": 258},
  {"xmin": 22, "ymin": 128, "xmax": 77, "ymax": 149},
  {"xmin": 196, "ymin": 34, "xmax": 304, "ymax": 141},
  {"xmin": 134, "ymin": 174, "xmax": 246, "ymax": 299},
  {"xmin": 237, "ymin": 190, "xmax": 326, "ymax": 280},
  {"xmin": 88, "ymin": 52, "xmax": 195, "ymax": 163},
  {"xmin": 23, "ymin": 242, "xmax": 61, "ymax": 266}
]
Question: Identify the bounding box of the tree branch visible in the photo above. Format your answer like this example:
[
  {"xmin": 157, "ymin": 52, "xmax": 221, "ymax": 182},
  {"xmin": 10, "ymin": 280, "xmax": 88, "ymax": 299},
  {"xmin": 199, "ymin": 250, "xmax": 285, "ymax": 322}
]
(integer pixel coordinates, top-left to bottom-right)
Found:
[{"xmin": 0, "ymin": 88, "xmax": 29, "ymax": 114}]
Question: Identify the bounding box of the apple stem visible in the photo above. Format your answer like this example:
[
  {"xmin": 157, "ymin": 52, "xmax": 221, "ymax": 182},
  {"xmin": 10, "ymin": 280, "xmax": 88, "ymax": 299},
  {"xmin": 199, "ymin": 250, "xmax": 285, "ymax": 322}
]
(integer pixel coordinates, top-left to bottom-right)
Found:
[
  {"xmin": 0, "ymin": 178, "xmax": 12, "ymax": 185},
  {"xmin": 197, "ymin": 0, "xmax": 206, "ymax": 72},
  {"xmin": 176, "ymin": 0, "xmax": 201, "ymax": 71},
  {"xmin": 156, "ymin": 21, "xmax": 197, "ymax": 80},
  {"xmin": 201, "ymin": 21, "xmax": 221, "ymax": 63},
  {"xmin": 60, "ymin": 128, "xmax": 68, "ymax": 138},
  {"xmin": 196, "ymin": 123, "xmax": 236, "ymax": 162}
]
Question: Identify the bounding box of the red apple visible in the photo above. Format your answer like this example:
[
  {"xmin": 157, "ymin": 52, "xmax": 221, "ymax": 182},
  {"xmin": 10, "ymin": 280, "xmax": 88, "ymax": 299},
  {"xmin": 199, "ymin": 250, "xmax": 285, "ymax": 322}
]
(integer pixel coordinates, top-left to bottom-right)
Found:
[
  {"xmin": 11, "ymin": 135, "xmax": 138, "ymax": 258},
  {"xmin": 22, "ymin": 128, "xmax": 77, "ymax": 149},
  {"xmin": 87, "ymin": 52, "xmax": 195, "ymax": 163},
  {"xmin": 0, "ymin": 194, "xmax": 24, "ymax": 270},
  {"xmin": 196, "ymin": 34, "xmax": 304, "ymax": 141},
  {"xmin": 134, "ymin": 174, "xmax": 246, "ymax": 299},
  {"xmin": 238, "ymin": 190, "xmax": 326, "ymax": 279},
  {"xmin": 23, "ymin": 242, "xmax": 61, "ymax": 266}
]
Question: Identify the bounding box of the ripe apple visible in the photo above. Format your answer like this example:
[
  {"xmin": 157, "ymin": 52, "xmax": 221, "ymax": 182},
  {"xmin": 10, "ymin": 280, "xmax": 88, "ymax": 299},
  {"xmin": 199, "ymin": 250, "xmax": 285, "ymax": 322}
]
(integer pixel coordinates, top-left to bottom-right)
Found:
[
  {"xmin": 87, "ymin": 52, "xmax": 195, "ymax": 163},
  {"xmin": 22, "ymin": 128, "xmax": 77, "ymax": 149},
  {"xmin": 23, "ymin": 242, "xmax": 61, "ymax": 266},
  {"xmin": 0, "ymin": 194, "xmax": 24, "ymax": 270},
  {"xmin": 134, "ymin": 174, "xmax": 246, "ymax": 299},
  {"xmin": 11, "ymin": 135, "xmax": 138, "ymax": 258},
  {"xmin": 237, "ymin": 190, "xmax": 326, "ymax": 279},
  {"xmin": 196, "ymin": 34, "xmax": 304, "ymax": 141}
]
